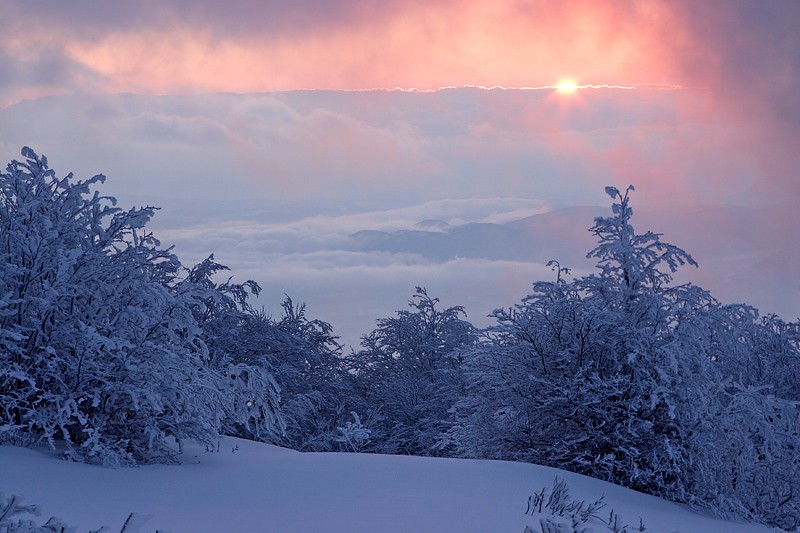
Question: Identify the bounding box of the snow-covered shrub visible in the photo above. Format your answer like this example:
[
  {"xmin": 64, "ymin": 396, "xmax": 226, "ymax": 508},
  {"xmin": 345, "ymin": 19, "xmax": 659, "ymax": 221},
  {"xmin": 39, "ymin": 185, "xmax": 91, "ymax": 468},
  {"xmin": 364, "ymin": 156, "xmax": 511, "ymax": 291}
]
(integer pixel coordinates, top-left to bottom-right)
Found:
[
  {"xmin": 448, "ymin": 186, "xmax": 800, "ymax": 530},
  {"xmin": 523, "ymin": 478, "xmax": 645, "ymax": 533},
  {"xmin": 334, "ymin": 411, "xmax": 371, "ymax": 452},
  {"xmin": 263, "ymin": 297, "xmax": 353, "ymax": 452},
  {"xmin": 0, "ymin": 492, "xmax": 76, "ymax": 533},
  {"xmin": 0, "ymin": 492, "xmax": 152, "ymax": 533},
  {"xmin": 196, "ymin": 284, "xmax": 352, "ymax": 451},
  {"xmin": 0, "ymin": 148, "xmax": 282, "ymax": 465},
  {"xmin": 180, "ymin": 255, "xmax": 284, "ymax": 444},
  {"xmin": 349, "ymin": 287, "xmax": 478, "ymax": 455}
]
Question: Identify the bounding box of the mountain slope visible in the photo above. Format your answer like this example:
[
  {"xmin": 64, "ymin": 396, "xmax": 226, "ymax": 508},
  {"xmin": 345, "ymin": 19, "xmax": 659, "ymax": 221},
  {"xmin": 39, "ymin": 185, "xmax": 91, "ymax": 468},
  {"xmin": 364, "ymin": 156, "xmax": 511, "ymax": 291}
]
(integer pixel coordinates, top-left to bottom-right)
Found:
[{"xmin": 0, "ymin": 438, "xmax": 775, "ymax": 533}]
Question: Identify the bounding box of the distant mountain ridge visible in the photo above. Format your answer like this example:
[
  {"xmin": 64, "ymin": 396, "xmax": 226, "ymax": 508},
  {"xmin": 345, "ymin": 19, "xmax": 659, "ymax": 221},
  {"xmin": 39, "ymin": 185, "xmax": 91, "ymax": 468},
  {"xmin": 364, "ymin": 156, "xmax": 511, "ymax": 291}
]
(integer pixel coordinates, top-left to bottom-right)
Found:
[
  {"xmin": 349, "ymin": 206, "xmax": 605, "ymax": 265},
  {"xmin": 348, "ymin": 203, "xmax": 799, "ymax": 320}
]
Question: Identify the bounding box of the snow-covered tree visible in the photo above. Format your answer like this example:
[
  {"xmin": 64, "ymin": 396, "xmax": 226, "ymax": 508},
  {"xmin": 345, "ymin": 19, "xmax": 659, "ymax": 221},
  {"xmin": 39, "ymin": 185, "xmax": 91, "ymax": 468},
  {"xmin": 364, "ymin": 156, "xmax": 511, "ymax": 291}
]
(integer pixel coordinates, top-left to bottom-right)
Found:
[
  {"xmin": 678, "ymin": 302, "xmax": 800, "ymax": 529},
  {"xmin": 0, "ymin": 148, "xmax": 282, "ymax": 465},
  {"xmin": 186, "ymin": 258, "xmax": 353, "ymax": 453},
  {"xmin": 350, "ymin": 287, "xmax": 478, "ymax": 455},
  {"xmin": 181, "ymin": 255, "xmax": 284, "ymax": 444},
  {"xmin": 445, "ymin": 186, "xmax": 799, "ymax": 529},
  {"xmin": 267, "ymin": 297, "xmax": 355, "ymax": 451}
]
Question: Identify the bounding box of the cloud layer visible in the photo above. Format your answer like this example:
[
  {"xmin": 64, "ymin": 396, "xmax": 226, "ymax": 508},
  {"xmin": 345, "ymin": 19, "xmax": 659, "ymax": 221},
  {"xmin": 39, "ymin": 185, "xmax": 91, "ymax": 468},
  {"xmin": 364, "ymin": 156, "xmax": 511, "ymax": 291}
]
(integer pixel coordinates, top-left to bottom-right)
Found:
[
  {"xmin": 4, "ymin": 1, "xmax": 797, "ymax": 203},
  {"xmin": 3, "ymin": 1, "xmax": 798, "ymax": 100}
]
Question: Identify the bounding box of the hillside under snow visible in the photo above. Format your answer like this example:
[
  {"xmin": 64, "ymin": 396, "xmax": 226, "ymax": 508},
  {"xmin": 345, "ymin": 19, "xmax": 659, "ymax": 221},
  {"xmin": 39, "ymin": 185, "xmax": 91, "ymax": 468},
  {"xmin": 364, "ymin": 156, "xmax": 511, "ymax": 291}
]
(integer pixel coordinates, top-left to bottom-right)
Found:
[{"xmin": 0, "ymin": 437, "xmax": 777, "ymax": 533}]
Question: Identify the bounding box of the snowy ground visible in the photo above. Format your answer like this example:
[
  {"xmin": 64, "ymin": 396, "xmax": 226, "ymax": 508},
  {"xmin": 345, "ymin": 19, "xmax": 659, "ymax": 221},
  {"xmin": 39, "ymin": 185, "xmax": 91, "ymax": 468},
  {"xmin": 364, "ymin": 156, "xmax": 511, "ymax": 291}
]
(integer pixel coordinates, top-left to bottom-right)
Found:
[{"xmin": 1, "ymin": 437, "xmax": 776, "ymax": 533}]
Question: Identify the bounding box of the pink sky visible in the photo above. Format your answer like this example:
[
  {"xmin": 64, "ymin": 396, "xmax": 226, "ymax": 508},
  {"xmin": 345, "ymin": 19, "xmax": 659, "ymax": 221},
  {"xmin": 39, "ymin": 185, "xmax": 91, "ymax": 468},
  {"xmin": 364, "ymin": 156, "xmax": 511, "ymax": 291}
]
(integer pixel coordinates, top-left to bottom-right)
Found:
[
  {"xmin": 5, "ymin": 1, "xmax": 680, "ymax": 96},
  {"xmin": 1, "ymin": 1, "xmax": 794, "ymax": 97},
  {"xmin": 3, "ymin": 0, "xmax": 798, "ymax": 201}
]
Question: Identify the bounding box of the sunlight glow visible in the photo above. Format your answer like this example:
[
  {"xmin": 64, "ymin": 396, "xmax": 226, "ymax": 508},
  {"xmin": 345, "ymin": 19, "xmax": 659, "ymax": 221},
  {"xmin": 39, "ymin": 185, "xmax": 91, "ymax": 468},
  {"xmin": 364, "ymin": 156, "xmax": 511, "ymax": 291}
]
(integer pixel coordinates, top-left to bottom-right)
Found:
[{"xmin": 556, "ymin": 81, "xmax": 578, "ymax": 93}]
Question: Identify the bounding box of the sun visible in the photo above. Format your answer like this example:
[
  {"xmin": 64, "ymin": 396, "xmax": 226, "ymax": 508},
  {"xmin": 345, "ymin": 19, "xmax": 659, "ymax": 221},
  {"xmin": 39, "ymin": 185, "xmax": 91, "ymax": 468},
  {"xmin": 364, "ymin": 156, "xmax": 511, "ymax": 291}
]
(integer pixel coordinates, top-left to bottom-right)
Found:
[{"xmin": 556, "ymin": 80, "xmax": 578, "ymax": 93}]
